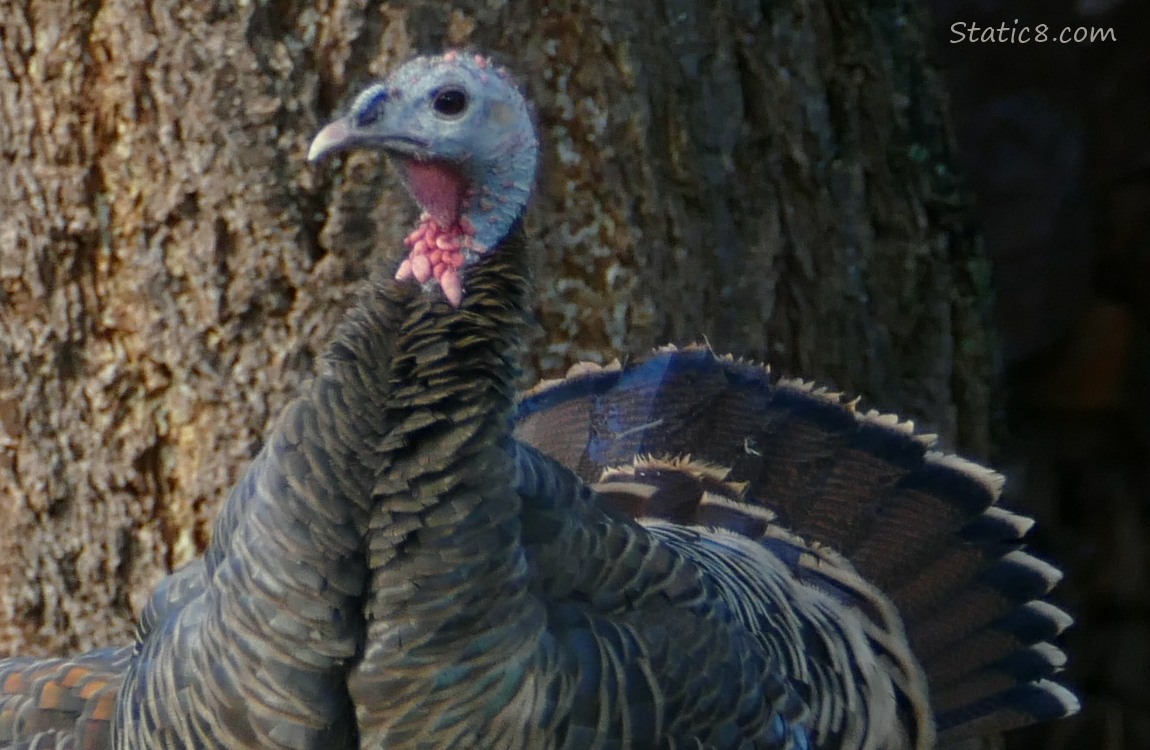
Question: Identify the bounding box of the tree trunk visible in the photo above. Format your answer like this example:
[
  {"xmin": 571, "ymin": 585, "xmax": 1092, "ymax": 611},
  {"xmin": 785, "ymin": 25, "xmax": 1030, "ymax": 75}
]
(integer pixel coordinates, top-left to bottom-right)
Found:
[{"xmin": 0, "ymin": 0, "xmax": 992, "ymax": 659}]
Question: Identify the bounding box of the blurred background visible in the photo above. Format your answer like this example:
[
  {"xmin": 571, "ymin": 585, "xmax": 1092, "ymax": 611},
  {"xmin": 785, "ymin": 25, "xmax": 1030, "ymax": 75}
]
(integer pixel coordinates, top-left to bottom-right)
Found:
[{"xmin": 930, "ymin": 1, "xmax": 1149, "ymax": 747}]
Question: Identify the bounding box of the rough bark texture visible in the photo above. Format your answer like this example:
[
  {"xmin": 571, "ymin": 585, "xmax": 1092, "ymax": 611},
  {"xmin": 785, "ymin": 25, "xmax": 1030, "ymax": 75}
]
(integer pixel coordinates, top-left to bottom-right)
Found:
[{"xmin": 0, "ymin": 0, "xmax": 992, "ymax": 676}]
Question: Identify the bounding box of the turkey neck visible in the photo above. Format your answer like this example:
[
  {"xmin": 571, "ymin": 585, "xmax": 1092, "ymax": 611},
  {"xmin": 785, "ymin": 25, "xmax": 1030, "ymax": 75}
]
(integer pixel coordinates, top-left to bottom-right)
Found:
[
  {"xmin": 200, "ymin": 275, "xmax": 413, "ymax": 628},
  {"xmin": 206, "ymin": 276, "xmax": 409, "ymax": 570},
  {"xmin": 116, "ymin": 273, "xmax": 410, "ymax": 749},
  {"xmin": 365, "ymin": 222, "xmax": 531, "ymax": 623},
  {"xmin": 352, "ymin": 224, "xmax": 545, "ymax": 728}
]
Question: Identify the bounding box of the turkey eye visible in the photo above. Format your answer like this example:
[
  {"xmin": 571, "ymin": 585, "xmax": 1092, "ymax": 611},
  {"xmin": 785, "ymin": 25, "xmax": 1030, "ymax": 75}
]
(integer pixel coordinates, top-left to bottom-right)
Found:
[{"xmin": 432, "ymin": 88, "xmax": 468, "ymax": 117}]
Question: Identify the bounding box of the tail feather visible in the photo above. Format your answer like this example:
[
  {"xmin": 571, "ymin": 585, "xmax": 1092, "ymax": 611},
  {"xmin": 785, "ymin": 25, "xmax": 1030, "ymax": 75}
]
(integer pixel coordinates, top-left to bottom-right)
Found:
[
  {"xmin": 730, "ymin": 387, "xmax": 907, "ymax": 553},
  {"xmin": 935, "ymin": 680, "xmax": 1080, "ymax": 741},
  {"xmin": 514, "ymin": 346, "xmax": 1077, "ymax": 739},
  {"xmin": 924, "ymin": 601, "xmax": 1075, "ymax": 720},
  {"xmin": 932, "ymin": 643, "xmax": 1068, "ymax": 716},
  {"xmin": 904, "ymin": 551, "xmax": 1062, "ymax": 652},
  {"xmin": 516, "ymin": 363, "xmax": 619, "ymax": 473},
  {"xmin": 844, "ymin": 454, "xmax": 1002, "ymax": 592},
  {"xmin": 925, "ymin": 615, "xmax": 1071, "ymax": 692}
]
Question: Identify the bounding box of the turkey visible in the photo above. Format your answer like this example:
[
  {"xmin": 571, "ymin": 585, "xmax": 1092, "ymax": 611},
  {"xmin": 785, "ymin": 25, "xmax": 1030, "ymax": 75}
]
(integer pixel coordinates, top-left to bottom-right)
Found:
[
  {"xmin": 306, "ymin": 51, "xmax": 1077, "ymax": 749},
  {"xmin": 308, "ymin": 52, "xmax": 794, "ymax": 748},
  {"xmin": 0, "ymin": 48, "xmax": 1078, "ymax": 749}
]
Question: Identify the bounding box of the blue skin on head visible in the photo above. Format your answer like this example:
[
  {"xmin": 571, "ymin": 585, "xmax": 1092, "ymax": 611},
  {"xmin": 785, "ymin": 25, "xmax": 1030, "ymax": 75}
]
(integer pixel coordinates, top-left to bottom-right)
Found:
[{"xmin": 309, "ymin": 52, "xmax": 539, "ymax": 305}]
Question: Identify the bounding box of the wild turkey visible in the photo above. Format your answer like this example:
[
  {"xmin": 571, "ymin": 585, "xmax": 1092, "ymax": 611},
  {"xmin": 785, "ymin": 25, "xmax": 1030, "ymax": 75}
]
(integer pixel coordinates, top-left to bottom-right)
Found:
[
  {"xmin": 0, "ymin": 49, "xmax": 1077, "ymax": 749},
  {"xmin": 306, "ymin": 53, "xmax": 788, "ymax": 747},
  {"xmin": 306, "ymin": 52, "xmax": 1077, "ymax": 748}
]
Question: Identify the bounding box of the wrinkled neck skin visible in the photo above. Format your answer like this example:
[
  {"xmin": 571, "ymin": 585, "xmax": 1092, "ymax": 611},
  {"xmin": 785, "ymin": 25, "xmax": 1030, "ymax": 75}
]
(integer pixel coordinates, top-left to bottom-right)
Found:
[
  {"xmin": 351, "ymin": 224, "xmax": 547, "ymax": 744},
  {"xmin": 464, "ymin": 134, "xmax": 536, "ymax": 254},
  {"xmin": 394, "ymin": 112, "xmax": 537, "ymax": 307}
]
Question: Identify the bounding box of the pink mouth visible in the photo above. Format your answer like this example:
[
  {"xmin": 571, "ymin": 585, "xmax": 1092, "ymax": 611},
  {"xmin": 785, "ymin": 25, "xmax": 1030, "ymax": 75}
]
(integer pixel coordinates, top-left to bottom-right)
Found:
[
  {"xmin": 401, "ymin": 159, "xmax": 464, "ymax": 228},
  {"xmin": 395, "ymin": 159, "xmax": 479, "ymax": 307}
]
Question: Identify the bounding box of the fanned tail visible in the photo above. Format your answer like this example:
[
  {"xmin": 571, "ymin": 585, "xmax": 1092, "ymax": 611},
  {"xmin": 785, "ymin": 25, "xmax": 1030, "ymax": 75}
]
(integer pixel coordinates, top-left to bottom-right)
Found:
[{"xmin": 514, "ymin": 345, "xmax": 1078, "ymax": 741}]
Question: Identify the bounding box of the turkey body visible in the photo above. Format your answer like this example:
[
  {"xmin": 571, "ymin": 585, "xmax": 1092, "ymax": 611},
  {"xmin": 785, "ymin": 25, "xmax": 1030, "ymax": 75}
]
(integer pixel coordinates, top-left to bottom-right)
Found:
[
  {"xmin": 312, "ymin": 52, "xmax": 1076, "ymax": 750},
  {"xmin": 306, "ymin": 52, "xmax": 1076, "ymax": 749},
  {"xmin": 0, "ymin": 50, "xmax": 1077, "ymax": 750}
]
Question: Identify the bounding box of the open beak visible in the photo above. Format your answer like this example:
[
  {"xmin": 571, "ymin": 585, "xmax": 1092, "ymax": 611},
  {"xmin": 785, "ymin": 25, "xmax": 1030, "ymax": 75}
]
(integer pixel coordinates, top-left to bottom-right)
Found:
[
  {"xmin": 308, "ymin": 117, "xmax": 432, "ymax": 164},
  {"xmin": 307, "ymin": 118, "xmax": 355, "ymax": 164}
]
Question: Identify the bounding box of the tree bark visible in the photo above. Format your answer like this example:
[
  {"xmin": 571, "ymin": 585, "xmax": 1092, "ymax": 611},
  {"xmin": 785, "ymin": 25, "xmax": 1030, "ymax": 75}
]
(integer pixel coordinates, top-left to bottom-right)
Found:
[{"xmin": 0, "ymin": 0, "xmax": 992, "ymax": 657}]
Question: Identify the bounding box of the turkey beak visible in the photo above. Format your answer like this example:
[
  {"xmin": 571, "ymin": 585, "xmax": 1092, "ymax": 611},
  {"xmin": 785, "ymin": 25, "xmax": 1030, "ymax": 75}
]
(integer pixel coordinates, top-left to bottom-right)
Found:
[
  {"xmin": 308, "ymin": 118, "xmax": 429, "ymax": 163},
  {"xmin": 307, "ymin": 118, "xmax": 355, "ymax": 164}
]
